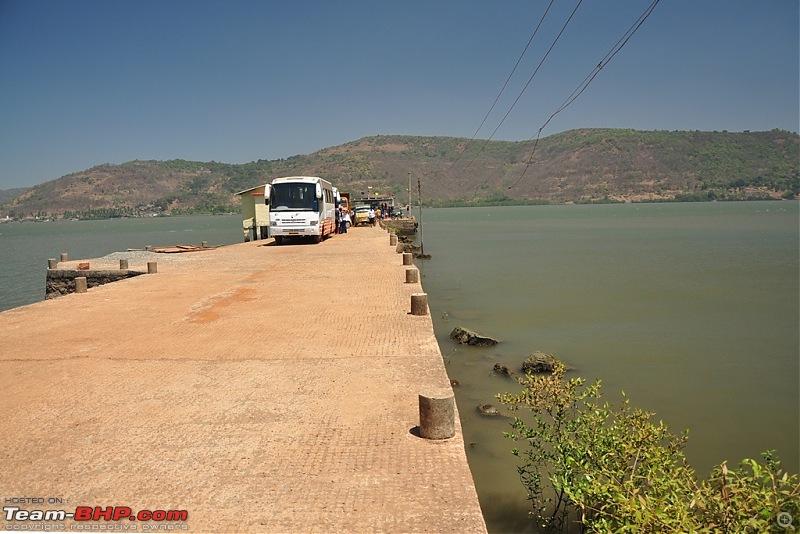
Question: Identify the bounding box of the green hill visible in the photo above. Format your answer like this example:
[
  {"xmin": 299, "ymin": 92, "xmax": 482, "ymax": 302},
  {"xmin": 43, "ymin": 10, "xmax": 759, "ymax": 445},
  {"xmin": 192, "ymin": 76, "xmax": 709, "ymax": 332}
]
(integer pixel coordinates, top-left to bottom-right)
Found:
[
  {"xmin": 0, "ymin": 187, "xmax": 31, "ymax": 205},
  {"xmin": 2, "ymin": 128, "xmax": 798, "ymax": 219}
]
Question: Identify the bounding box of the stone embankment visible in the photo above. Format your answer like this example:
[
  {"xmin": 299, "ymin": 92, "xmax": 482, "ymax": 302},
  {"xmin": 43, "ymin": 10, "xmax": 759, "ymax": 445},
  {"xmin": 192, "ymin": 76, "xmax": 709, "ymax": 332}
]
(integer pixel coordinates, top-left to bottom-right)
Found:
[
  {"xmin": 0, "ymin": 224, "xmax": 487, "ymax": 533},
  {"xmin": 44, "ymin": 248, "xmax": 218, "ymax": 299},
  {"xmin": 46, "ymin": 268, "xmax": 145, "ymax": 298},
  {"xmin": 380, "ymin": 216, "xmax": 417, "ymax": 236}
]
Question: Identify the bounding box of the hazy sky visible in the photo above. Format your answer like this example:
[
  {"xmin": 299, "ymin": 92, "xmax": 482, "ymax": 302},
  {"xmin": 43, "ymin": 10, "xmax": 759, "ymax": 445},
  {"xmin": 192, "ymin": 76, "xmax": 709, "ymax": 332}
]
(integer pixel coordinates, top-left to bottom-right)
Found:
[{"xmin": 1, "ymin": 0, "xmax": 797, "ymax": 189}]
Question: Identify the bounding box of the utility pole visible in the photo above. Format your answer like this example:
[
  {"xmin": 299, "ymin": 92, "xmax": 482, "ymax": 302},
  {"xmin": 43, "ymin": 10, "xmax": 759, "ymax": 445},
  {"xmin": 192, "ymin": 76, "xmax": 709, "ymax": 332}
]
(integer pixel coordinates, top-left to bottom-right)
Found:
[
  {"xmin": 407, "ymin": 172, "xmax": 411, "ymax": 217},
  {"xmin": 417, "ymin": 176, "xmax": 424, "ymax": 256}
]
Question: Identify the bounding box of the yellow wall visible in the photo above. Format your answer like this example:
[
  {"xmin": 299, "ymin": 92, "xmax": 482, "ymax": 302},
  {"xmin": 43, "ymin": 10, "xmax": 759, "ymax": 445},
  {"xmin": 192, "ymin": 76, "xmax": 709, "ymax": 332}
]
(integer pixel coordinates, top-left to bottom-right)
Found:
[
  {"xmin": 242, "ymin": 196, "xmax": 256, "ymax": 225},
  {"xmin": 254, "ymin": 201, "xmax": 268, "ymax": 227},
  {"xmin": 239, "ymin": 185, "xmax": 268, "ymax": 240}
]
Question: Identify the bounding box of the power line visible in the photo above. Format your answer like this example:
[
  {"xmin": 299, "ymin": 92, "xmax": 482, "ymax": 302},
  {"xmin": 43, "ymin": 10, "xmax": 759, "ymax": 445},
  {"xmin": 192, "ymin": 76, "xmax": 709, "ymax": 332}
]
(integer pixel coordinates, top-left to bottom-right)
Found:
[
  {"xmin": 461, "ymin": 0, "xmax": 585, "ymax": 181},
  {"xmin": 452, "ymin": 0, "xmax": 556, "ymax": 169},
  {"xmin": 507, "ymin": 0, "xmax": 662, "ymax": 190}
]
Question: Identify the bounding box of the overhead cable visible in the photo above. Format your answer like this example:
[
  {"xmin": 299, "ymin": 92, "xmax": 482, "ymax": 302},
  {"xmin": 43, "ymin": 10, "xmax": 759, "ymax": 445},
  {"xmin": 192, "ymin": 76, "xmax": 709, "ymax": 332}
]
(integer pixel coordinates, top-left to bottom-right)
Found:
[
  {"xmin": 451, "ymin": 0, "xmax": 556, "ymax": 168},
  {"xmin": 460, "ymin": 0, "xmax": 585, "ymax": 179},
  {"xmin": 507, "ymin": 0, "xmax": 662, "ymax": 189}
]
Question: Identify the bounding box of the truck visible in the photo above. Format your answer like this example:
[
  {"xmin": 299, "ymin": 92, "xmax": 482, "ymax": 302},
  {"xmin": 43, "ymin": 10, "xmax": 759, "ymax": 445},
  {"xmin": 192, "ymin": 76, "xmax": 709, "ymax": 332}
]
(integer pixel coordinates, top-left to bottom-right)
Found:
[{"xmin": 339, "ymin": 191, "xmax": 351, "ymax": 215}]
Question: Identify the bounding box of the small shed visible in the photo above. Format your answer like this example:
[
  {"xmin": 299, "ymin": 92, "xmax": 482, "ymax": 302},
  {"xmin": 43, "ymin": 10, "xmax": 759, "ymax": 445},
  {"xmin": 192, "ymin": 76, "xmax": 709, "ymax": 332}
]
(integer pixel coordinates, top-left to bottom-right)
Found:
[{"xmin": 236, "ymin": 185, "xmax": 269, "ymax": 241}]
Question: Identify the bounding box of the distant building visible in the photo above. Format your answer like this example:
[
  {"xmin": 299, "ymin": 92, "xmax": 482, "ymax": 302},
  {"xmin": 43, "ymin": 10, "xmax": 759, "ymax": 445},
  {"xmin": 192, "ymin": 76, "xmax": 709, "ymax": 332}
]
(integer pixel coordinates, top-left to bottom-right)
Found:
[
  {"xmin": 352, "ymin": 194, "xmax": 396, "ymax": 208},
  {"xmin": 236, "ymin": 185, "xmax": 269, "ymax": 241}
]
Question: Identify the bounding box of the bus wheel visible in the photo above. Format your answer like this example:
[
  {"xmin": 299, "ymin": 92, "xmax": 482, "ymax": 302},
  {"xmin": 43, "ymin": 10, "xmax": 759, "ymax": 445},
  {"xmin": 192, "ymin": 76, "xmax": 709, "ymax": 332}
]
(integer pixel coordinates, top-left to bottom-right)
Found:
[{"xmin": 312, "ymin": 235, "xmax": 322, "ymax": 244}]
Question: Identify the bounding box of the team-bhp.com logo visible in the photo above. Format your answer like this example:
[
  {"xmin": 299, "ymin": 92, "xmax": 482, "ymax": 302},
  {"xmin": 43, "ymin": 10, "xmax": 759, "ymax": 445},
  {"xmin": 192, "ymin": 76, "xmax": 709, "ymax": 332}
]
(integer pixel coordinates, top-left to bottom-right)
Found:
[{"xmin": 5, "ymin": 505, "xmax": 188, "ymax": 530}]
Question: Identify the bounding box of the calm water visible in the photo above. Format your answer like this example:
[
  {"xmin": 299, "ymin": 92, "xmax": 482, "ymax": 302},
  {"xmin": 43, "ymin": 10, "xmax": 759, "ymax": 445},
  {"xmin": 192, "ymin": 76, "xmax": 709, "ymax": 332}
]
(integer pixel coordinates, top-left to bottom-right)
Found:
[
  {"xmin": 0, "ymin": 214, "xmax": 243, "ymax": 312},
  {"xmin": 1, "ymin": 205, "xmax": 797, "ymax": 533},
  {"xmin": 415, "ymin": 202, "xmax": 799, "ymax": 533}
]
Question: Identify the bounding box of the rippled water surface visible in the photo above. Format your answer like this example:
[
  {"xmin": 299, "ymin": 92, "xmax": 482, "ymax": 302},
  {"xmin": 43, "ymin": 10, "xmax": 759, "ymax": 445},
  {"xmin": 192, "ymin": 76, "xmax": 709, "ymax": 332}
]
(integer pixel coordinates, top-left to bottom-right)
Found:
[
  {"xmin": 415, "ymin": 202, "xmax": 799, "ymax": 533},
  {"xmin": 0, "ymin": 215, "xmax": 242, "ymax": 312}
]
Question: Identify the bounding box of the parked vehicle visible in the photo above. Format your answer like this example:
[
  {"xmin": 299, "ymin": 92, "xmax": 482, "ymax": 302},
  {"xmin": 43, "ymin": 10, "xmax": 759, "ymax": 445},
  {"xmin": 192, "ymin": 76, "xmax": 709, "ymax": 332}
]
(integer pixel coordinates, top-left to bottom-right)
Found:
[
  {"xmin": 264, "ymin": 176, "xmax": 336, "ymax": 244},
  {"xmin": 331, "ymin": 188, "xmax": 351, "ymax": 229},
  {"xmin": 353, "ymin": 205, "xmax": 371, "ymax": 226},
  {"xmin": 339, "ymin": 192, "xmax": 351, "ymax": 215}
]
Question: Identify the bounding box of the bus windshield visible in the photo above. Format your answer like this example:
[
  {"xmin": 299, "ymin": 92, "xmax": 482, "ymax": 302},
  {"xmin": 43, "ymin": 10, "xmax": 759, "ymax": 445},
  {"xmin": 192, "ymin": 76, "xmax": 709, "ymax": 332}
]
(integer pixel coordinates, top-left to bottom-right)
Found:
[{"xmin": 271, "ymin": 183, "xmax": 319, "ymax": 212}]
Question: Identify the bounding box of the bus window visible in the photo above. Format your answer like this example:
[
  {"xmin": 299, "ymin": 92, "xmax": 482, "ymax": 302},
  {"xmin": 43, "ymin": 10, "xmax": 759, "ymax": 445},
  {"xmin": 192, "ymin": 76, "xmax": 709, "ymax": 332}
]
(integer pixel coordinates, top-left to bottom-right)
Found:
[{"xmin": 272, "ymin": 183, "xmax": 316, "ymax": 211}]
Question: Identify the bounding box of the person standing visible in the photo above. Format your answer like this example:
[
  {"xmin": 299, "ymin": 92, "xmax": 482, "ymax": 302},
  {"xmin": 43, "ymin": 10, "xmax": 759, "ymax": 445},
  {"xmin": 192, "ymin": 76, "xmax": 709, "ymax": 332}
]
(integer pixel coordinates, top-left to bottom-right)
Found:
[
  {"xmin": 368, "ymin": 207, "xmax": 376, "ymax": 226},
  {"xmin": 340, "ymin": 208, "xmax": 350, "ymax": 233}
]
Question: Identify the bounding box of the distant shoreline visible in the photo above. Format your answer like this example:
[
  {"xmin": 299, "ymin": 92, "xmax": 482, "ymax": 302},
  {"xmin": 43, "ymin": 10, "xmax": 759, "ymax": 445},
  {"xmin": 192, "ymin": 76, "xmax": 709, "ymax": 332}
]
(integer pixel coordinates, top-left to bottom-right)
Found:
[
  {"xmin": 3, "ymin": 197, "xmax": 797, "ymax": 223},
  {"xmin": 0, "ymin": 212, "xmax": 239, "ymax": 223}
]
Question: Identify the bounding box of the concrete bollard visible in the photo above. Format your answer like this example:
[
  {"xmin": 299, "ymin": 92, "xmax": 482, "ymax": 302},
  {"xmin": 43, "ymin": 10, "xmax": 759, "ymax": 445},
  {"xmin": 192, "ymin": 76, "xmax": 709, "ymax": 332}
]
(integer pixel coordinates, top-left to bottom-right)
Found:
[
  {"xmin": 48, "ymin": 258, "xmax": 58, "ymax": 269},
  {"xmin": 201, "ymin": 241, "xmax": 208, "ymax": 248},
  {"xmin": 390, "ymin": 234, "xmax": 397, "ymax": 246},
  {"xmin": 395, "ymin": 243, "xmax": 404, "ymax": 253},
  {"xmin": 119, "ymin": 259, "xmax": 129, "ymax": 270},
  {"xmin": 402, "ymin": 252, "xmax": 412, "ymax": 266},
  {"xmin": 60, "ymin": 252, "xmax": 68, "ymax": 262},
  {"xmin": 145, "ymin": 245, "xmax": 153, "ymax": 252},
  {"xmin": 410, "ymin": 292, "xmax": 428, "ymax": 315},
  {"xmin": 418, "ymin": 394, "xmax": 455, "ymax": 440},
  {"xmin": 75, "ymin": 276, "xmax": 87, "ymax": 293},
  {"xmin": 405, "ymin": 268, "xmax": 419, "ymax": 284},
  {"xmin": 147, "ymin": 261, "xmax": 158, "ymax": 274}
]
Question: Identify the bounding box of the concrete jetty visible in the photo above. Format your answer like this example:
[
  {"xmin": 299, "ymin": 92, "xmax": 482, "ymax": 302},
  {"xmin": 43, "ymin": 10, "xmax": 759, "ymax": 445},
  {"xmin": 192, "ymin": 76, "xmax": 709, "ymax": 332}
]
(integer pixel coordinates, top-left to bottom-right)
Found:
[{"xmin": 0, "ymin": 226, "xmax": 487, "ymax": 533}]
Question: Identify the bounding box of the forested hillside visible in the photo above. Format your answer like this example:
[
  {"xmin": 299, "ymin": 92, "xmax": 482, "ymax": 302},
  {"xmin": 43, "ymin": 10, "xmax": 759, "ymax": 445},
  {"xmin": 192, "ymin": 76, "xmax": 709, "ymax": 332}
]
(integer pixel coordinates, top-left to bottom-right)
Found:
[
  {"xmin": 0, "ymin": 187, "xmax": 30, "ymax": 206},
  {"xmin": 2, "ymin": 128, "xmax": 797, "ymax": 219}
]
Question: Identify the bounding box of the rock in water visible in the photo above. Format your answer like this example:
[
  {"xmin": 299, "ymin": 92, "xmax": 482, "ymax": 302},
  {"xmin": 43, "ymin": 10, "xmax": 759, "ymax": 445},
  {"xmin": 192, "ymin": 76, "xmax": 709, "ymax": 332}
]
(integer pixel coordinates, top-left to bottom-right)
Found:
[
  {"xmin": 449, "ymin": 326, "xmax": 499, "ymax": 346},
  {"xmin": 493, "ymin": 363, "xmax": 512, "ymax": 376},
  {"xmin": 476, "ymin": 404, "xmax": 500, "ymax": 416},
  {"xmin": 522, "ymin": 351, "xmax": 560, "ymax": 373}
]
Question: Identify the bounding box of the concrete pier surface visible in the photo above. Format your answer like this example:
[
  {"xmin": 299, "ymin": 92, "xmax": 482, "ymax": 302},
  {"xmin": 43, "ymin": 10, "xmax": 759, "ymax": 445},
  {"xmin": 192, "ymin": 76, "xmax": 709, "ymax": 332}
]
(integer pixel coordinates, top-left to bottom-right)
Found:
[{"xmin": 0, "ymin": 226, "xmax": 487, "ymax": 533}]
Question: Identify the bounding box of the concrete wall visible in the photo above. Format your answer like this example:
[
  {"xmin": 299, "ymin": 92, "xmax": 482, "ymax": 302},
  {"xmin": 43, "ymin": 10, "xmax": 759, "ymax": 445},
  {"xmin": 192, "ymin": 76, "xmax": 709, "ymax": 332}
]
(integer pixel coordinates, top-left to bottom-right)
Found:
[
  {"xmin": 46, "ymin": 269, "xmax": 145, "ymax": 299},
  {"xmin": 239, "ymin": 186, "xmax": 269, "ymax": 241}
]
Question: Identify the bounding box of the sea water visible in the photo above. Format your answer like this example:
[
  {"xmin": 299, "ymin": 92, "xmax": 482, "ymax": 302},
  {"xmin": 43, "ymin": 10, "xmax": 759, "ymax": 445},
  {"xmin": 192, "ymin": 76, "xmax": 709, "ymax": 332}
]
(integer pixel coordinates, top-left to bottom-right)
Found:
[
  {"xmin": 415, "ymin": 202, "xmax": 799, "ymax": 532},
  {"xmin": 0, "ymin": 214, "xmax": 243, "ymax": 312}
]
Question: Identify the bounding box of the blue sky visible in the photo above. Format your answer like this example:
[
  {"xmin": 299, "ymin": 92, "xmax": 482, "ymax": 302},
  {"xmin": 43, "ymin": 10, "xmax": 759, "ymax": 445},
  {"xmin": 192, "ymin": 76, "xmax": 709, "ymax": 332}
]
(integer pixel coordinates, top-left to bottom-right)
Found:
[{"xmin": 0, "ymin": 0, "xmax": 797, "ymax": 189}]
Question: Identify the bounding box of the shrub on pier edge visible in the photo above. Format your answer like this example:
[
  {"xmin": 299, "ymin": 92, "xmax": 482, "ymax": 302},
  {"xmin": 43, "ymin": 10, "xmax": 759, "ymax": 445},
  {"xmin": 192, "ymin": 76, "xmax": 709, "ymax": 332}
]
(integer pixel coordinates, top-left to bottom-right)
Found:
[{"xmin": 497, "ymin": 364, "xmax": 799, "ymax": 533}]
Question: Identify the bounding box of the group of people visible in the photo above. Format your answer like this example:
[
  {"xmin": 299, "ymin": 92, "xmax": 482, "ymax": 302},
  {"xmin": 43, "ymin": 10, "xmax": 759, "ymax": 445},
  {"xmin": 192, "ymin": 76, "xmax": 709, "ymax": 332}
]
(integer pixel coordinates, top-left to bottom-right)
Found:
[
  {"xmin": 335, "ymin": 206, "xmax": 351, "ymax": 234},
  {"xmin": 377, "ymin": 203, "xmax": 394, "ymax": 220},
  {"xmin": 367, "ymin": 203, "xmax": 394, "ymax": 226},
  {"xmin": 334, "ymin": 202, "xmax": 397, "ymax": 234}
]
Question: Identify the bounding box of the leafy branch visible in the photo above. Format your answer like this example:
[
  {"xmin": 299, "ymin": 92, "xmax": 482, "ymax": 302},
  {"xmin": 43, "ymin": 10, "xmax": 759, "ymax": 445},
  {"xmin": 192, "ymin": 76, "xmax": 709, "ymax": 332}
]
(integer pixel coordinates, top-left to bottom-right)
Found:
[{"xmin": 498, "ymin": 364, "xmax": 798, "ymax": 532}]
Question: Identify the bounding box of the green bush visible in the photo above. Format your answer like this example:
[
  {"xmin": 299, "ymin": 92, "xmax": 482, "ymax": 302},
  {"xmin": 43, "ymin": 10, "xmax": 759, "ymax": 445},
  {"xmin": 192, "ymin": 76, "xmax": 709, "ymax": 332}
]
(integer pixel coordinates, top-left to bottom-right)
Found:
[{"xmin": 498, "ymin": 364, "xmax": 798, "ymax": 532}]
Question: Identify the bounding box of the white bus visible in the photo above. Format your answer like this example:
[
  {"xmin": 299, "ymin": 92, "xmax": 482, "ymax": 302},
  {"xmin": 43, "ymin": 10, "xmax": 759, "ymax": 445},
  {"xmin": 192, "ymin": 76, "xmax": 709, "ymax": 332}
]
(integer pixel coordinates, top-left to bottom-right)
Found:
[{"xmin": 264, "ymin": 176, "xmax": 337, "ymax": 244}]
